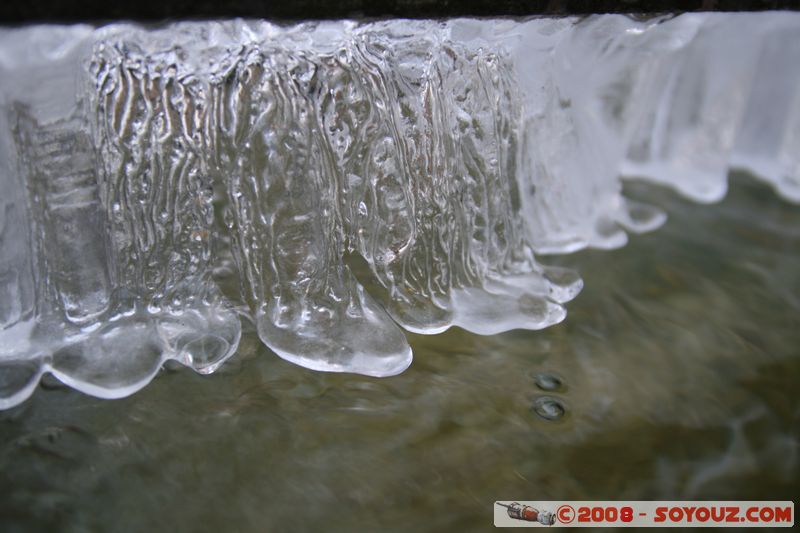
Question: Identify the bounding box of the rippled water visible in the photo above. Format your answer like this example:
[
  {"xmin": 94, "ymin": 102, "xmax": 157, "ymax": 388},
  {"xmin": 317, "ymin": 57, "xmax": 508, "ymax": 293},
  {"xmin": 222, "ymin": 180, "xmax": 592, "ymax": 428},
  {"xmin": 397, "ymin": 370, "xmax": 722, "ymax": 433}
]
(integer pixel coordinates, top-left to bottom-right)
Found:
[{"xmin": 1, "ymin": 175, "xmax": 798, "ymax": 532}]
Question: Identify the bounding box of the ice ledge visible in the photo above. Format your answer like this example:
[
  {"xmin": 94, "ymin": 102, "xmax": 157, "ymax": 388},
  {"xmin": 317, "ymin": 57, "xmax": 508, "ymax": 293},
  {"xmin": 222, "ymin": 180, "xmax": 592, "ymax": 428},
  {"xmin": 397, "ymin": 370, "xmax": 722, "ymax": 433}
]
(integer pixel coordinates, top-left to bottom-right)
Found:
[{"xmin": 1, "ymin": 13, "xmax": 799, "ymax": 407}]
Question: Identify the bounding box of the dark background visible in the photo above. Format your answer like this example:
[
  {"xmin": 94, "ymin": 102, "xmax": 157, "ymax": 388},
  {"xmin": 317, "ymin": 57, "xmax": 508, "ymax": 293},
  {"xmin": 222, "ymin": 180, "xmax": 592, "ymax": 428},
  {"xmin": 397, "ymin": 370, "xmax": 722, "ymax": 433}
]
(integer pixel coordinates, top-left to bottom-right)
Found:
[{"xmin": 2, "ymin": 1, "xmax": 799, "ymax": 23}]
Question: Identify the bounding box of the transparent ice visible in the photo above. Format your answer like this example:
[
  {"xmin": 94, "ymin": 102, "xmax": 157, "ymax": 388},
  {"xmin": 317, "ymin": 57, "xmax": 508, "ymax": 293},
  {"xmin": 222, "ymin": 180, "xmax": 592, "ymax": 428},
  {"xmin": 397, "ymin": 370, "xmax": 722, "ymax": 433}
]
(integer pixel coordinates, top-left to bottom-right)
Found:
[{"xmin": 1, "ymin": 14, "xmax": 799, "ymax": 407}]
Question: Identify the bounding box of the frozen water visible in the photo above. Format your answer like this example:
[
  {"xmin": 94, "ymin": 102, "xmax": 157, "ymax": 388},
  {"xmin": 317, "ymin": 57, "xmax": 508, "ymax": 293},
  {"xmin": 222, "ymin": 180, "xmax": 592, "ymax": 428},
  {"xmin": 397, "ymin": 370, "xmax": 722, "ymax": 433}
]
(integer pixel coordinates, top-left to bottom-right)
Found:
[{"xmin": 1, "ymin": 14, "xmax": 799, "ymax": 407}]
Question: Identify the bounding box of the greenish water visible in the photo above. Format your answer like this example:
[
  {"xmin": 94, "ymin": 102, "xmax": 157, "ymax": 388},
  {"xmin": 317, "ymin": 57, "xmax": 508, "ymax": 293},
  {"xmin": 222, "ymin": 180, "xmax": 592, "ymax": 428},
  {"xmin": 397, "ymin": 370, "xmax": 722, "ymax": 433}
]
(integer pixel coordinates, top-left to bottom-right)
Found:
[{"xmin": 1, "ymin": 175, "xmax": 799, "ymax": 532}]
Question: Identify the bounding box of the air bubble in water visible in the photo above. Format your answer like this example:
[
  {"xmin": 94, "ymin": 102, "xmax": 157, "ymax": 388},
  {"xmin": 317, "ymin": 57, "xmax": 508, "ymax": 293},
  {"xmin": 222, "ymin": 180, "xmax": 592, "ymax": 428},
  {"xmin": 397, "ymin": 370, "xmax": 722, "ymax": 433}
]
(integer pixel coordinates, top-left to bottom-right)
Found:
[
  {"xmin": 531, "ymin": 396, "xmax": 567, "ymax": 421},
  {"xmin": 533, "ymin": 372, "xmax": 567, "ymax": 392}
]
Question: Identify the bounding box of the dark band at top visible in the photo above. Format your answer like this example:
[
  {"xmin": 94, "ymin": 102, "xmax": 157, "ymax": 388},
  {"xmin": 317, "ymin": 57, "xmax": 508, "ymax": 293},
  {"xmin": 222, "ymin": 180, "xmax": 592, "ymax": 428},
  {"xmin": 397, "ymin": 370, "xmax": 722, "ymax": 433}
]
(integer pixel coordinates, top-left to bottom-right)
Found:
[{"xmin": 2, "ymin": 1, "xmax": 798, "ymax": 24}]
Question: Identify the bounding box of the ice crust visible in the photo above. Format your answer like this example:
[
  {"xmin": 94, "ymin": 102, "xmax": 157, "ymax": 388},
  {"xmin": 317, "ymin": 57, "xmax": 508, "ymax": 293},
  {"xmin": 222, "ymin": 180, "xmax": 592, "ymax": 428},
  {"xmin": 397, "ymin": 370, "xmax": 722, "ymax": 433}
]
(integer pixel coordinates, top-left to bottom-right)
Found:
[{"xmin": 1, "ymin": 14, "xmax": 799, "ymax": 407}]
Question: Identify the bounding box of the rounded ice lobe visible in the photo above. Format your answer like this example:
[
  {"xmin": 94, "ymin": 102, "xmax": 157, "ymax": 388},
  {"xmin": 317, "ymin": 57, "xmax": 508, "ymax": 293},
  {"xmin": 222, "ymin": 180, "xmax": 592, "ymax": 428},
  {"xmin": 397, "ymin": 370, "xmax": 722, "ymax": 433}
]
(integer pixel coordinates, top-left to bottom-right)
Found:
[{"xmin": 1, "ymin": 13, "xmax": 800, "ymax": 407}]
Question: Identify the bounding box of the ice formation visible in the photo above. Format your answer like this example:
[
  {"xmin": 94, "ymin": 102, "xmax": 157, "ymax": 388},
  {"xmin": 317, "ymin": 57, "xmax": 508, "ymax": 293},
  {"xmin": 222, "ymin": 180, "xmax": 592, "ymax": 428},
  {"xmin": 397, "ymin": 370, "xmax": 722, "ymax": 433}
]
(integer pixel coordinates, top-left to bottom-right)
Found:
[{"xmin": 1, "ymin": 13, "xmax": 799, "ymax": 407}]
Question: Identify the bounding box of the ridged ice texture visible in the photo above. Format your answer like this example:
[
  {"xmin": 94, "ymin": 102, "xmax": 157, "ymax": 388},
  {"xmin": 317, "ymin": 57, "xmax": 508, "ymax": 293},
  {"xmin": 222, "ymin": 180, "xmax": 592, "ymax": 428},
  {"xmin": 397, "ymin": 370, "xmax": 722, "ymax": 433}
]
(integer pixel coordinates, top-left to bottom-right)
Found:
[
  {"xmin": 0, "ymin": 26, "xmax": 243, "ymax": 409},
  {"xmin": 1, "ymin": 14, "xmax": 799, "ymax": 407}
]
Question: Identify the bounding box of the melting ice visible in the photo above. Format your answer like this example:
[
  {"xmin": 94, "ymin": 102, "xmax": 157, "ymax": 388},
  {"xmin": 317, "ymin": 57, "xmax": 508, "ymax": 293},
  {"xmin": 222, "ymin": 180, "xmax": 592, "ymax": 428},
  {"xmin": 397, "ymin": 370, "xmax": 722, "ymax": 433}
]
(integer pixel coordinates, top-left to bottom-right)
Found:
[{"xmin": 1, "ymin": 14, "xmax": 799, "ymax": 408}]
